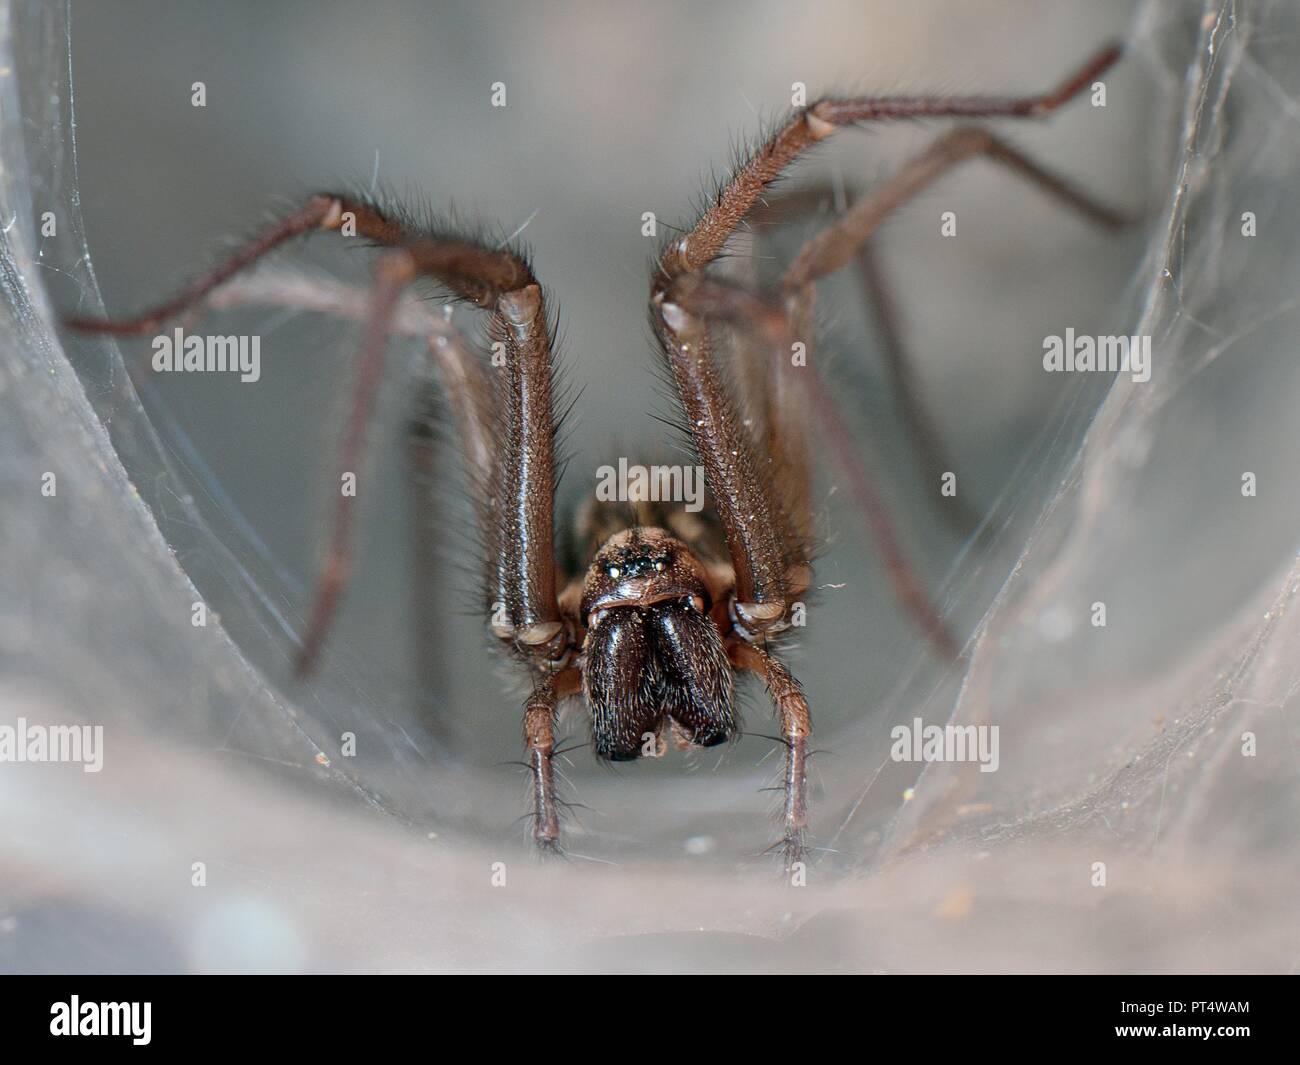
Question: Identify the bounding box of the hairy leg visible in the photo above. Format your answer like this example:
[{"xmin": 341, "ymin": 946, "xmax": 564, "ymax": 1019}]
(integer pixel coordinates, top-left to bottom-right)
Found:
[
  {"xmin": 780, "ymin": 126, "xmax": 1127, "ymax": 293},
  {"xmin": 295, "ymin": 250, "xmax": 415, "ymax": 671},
  {"xmin": 853, "ymin": 239, "xmax": 983, "ymax": 535},
  {"xmin": 523, "ymin": 667, "xmax": 582, "ymax": 850},
  {"xmin": 652, "ymin": 295, "xmax": 792, "ymax": 630},
  {"xmin": 729, "ymin": 640, "xmax": 811, "ymax": 867},
  {"xmin": 774, "ymin": 125, "xmax": 1128, "ymax": 564},
  {"xmin": 654, "ymin": 43, "xmax": 1121, "ymax": 291},
  {"xmin": 741, "ymin": 187, "xmax": 981, "ymax": 536},
  {"xmin": 65, "ymin": 194, "xmax": 563, "ymax": 674},
  {"xmin": 651, "ymin": 44, "xmax": 1122, "ymax": 636},
  {"xmin": 207, "ymin": 266, "xmax": 496, "ymax": 484},
  {"xmin": 662, "ymin": 273, "xmax": 957, "ymax": 656}
]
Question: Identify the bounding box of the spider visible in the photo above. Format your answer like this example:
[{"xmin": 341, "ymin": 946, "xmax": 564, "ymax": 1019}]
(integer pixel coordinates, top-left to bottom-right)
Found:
[{"xmin": 65, "ymin": 42, "xmax": 1126, "ymax": 865}]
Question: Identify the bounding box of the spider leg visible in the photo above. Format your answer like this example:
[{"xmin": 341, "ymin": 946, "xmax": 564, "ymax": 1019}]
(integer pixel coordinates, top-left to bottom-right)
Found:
[
  {"xmin": 295, "ymin": 249, "xmax": 415, "ymax": 671},
  {"xmin": 852, "ymin": 238, "xmax": 983, "ymax": 536},
  {"xmin": 65, "ymin": 194, "xmax": 562, "ymax": 675},
  {"xmin": 769, "ymin": 125, "xmax": 1130, "ymax": 565},
  {"xmin": 158, "ymin": 262, "xmax": 499, "ymax": 706},
  {"xmin": 63, "ymin": 195, "xmax": 344, "ymax": 334},
  {"xmin": 204, "ymin": 267, "xmax": 497, "ymax": 511},
  {"xmin": 664, "ymin": 274, "xmax": 957, "ymax": 657},
  {"xmin": 660, "ymin": 274, "xmax": 815, "ymax": 581},
  {"xmin": 652, "ymin": 292, "xmax": 792, "ymax": 630},
  {"xmin": 728, "ymin": 640, "xmax": 810, "ymax": 868},
  {"xmin": 656, "ymin": 269, "xmax": 950, "ymax": 860},
  {"xmin": 653, "ymin": 42, "xmax": 1122, "ymax": 290},
  {"xmin": 651, "ymin": 43, "xmax": 1122, "ymax": 628},
  {"xmin": 662, "ymin": 124, "xmax": 1132, "ymax": 654},
  {"xmin": 848, "ymin": 122, "xmax": 1129, "ymax": 534},
  {"xmin": 524, "ymin": 668, "xmax": 582, "ymax": 849},
  {"xmin": 68, "ymin": 196, "xmax": 572, "ymax": 857},
  {"xmin": 659, "ymin": 268, "xmax": 959, "ymax": 859},
  {"xmin": 779, "ymin": 126, "xmax": 1128, "ymax": 293},
  {"xmin": 745, "ymin": 188, "xmax": 982, "ymax": 537}
]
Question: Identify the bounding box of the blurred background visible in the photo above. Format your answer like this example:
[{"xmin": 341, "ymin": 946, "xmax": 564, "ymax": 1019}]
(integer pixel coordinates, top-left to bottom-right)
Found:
[{"xmin": 2, "ymin": 0, "xmax": 1298, "ymax": 972}]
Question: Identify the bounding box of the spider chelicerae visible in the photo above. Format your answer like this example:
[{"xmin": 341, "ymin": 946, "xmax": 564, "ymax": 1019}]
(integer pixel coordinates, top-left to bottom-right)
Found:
[{"xmin": 66, "ymin": 42, "xmax": 1126, "ymax": 865}]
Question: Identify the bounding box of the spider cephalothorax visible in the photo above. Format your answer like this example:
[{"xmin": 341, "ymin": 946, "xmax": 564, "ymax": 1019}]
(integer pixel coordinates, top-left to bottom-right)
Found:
[
  {"xmin": 580, "ymin": 527, "xmax": 735, "ymax": 761},
  {"xmin": 66, "ymin": 43, "xmax": 1126, "ymax": 864}
]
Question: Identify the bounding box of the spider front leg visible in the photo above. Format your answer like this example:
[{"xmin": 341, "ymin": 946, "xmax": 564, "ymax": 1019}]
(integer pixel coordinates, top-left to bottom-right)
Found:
[
  {"xmin": 651, "ymin": 298, "xmax": 793, "ymax": 630},
  {"xmin": 667, "ymin": 124, "xmax": 1131, "ymax": 657},
  {"xmin": 652, "ymin": 290, "xmax": 817, "ymax": 865},
  {"xmin": 523, "ymin": 668, "xmax": 582, "ymax": 851},
  {"xmin": 651, "ymin": 43, "xmax": 1126, "ymax": 658},
  {"xmin": 69, "ymin": 194, "xmax": 573, "ymax": 853},
  {"xmin": 728, "ymin": 641, "xmax": 812, "ymax": 867},
  {"xmin": 63, "ymin": 193, "xmax": 564, "ymax": 681}
]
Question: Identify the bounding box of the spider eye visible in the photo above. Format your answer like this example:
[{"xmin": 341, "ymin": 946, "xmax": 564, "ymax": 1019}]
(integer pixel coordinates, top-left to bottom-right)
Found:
[
  {"xmin": 607, "ymin": 565, "xmax": 621, "ymax": 580},
  {"xmin": 654, "ymin": 560, "xmax": 666, "ymax": 572}
]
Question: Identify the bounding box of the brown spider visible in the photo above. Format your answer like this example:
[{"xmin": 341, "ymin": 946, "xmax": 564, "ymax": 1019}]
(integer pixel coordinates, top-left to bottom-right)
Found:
[{"xmin": 65, "ymin": 42, "xmax": 1125, "ymax": 864}]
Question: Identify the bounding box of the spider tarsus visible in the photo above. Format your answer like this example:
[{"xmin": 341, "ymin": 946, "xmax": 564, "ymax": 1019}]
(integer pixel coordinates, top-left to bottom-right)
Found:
[
  {"xmin": 783, "ymin": 828, "xmax": 808, "ymax": 871},
  {"xmin": 533, "ymin": 836, "xmax": 567, "ymax": 864},
  {"xmin": 760, "ymin": 827, "xmax": 809, "ymax": 874}
]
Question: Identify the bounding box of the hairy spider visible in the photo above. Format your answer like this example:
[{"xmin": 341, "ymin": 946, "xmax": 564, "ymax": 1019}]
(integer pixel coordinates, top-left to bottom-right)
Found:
[{"xmin": 65, "ymin": 43, "xmax": 1125, "ymax": 864}]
